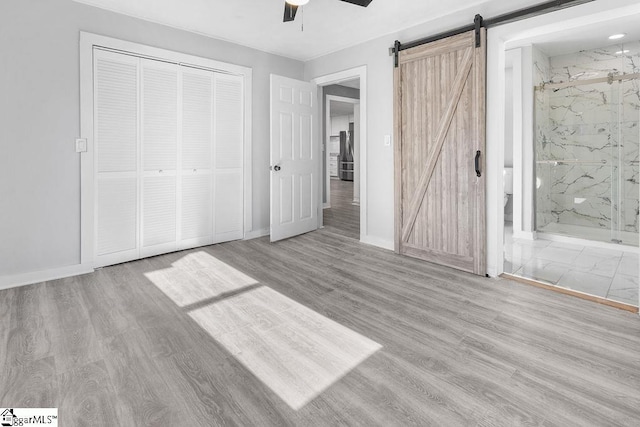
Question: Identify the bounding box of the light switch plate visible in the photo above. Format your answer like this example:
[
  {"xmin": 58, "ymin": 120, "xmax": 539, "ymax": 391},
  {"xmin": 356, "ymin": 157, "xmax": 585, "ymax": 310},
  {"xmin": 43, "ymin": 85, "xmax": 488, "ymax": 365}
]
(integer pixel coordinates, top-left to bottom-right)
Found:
[
  {"xmin": 75, "ymin": 138, "xmax": 87, "ymax": 153},
  {"xmin": 384, "ymin": 135, "xmax": 391, "ymax": 147}
]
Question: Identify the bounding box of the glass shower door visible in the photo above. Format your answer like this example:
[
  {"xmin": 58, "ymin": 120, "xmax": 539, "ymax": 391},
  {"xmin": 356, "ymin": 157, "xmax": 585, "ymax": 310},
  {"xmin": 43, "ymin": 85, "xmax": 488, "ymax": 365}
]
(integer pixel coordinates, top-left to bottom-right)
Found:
[{"xmin": 535, "ymin": 79, "xmax": 618, "ymax": 243}]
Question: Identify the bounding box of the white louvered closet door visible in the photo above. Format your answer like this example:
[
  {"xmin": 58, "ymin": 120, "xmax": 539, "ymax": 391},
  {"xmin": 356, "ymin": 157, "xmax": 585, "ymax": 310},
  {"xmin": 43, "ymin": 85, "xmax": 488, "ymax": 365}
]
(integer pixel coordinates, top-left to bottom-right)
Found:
[
  {"xmin": 214, "ymin": 73, "xmax": 244, "ymax": 243},
  {"xmin": 179, "ymin": 67, "xmax": 214, "ymax": 249},
  {"xmin": 93, "ymin": 49, "xmax": 244, "ymax": 268},
  {"xmin": 140, "ymin": 59, "xmax": 179, "ymax": 258},
  {"xmin": 94, "ymin": 50, "xmax": 140, "ymax": 267}
]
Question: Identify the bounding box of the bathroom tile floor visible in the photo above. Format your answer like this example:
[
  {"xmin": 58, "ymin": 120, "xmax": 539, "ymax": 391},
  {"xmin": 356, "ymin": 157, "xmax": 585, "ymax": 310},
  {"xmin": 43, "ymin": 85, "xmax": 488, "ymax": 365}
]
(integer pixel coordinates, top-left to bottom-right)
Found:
[{"xmin": 504, "ymin": 227, "xmax": 639, "ymax": 307}]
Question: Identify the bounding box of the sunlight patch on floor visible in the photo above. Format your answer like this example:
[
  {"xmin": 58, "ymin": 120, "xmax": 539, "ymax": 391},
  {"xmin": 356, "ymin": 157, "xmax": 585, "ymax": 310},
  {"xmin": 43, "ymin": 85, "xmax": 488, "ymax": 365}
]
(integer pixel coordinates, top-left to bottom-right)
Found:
[
  {"xmin": 189, "ymin": 285, "xmax": 382, "ymax": 410},
  {"xmin": 144, "ymin": 251, "xmax": 258, "ymax": 307}
]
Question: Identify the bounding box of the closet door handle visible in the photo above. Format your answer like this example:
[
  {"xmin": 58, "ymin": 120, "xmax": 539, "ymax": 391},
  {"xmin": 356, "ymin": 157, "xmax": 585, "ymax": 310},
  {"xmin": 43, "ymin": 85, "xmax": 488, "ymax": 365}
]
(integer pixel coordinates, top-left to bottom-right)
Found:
[{"xmin": 475, "ymin": 150, "xmax": 482, "ymax": 177}]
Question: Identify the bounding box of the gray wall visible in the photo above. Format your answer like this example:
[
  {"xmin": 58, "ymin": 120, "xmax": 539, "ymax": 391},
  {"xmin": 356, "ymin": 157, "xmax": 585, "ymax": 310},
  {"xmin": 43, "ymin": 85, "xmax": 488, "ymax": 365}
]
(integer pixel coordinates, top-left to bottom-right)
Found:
[
  {"xmin": 322, "ymin": 85, "xmax": 360, "ymax": 203},
  {"xmin": 306, "ymin": 35, "xmax": 395, "ymax": 246},
  {"xmin": 0, "ymin": 0, "xmax": 303, "ymax": 278}
]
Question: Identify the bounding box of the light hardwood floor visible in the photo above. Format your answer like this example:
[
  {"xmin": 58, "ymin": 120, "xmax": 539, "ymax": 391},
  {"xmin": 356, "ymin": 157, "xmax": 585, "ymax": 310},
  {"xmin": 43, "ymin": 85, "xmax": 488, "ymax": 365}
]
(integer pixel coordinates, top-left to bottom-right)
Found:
[{"xmin": 1, "ymin": 228, "xmax": 640, "ymax": 425}]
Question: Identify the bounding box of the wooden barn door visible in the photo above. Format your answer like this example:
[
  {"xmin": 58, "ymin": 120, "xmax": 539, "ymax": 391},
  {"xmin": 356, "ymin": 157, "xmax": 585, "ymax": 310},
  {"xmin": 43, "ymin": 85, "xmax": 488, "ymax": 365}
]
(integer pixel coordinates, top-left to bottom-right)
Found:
[{"xmin": 394, "ymin": 28, "xmax": 486, "ymax": 275}]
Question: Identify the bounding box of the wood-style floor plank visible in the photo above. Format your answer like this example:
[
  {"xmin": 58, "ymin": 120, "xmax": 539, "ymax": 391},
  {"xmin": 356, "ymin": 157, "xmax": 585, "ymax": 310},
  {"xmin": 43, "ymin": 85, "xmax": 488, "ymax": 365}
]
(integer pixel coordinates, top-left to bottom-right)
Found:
[
  {"xmin": 0, "ymin": 356, "xmax": 57, "ymax": 408},
  {"xmin": 323, "ymin": 178, "xmax": 359, "ymax": 239},
  {"xmin": 46, "ymin": 277, "xmax": 102, "ymax": 374},
  {"xmin": 57, "ymin": 360, "xmax": 120, "ymax": 427},
  {"xmin": 4, "ymin": 283, "xmax": 53, "ymax": 369},
  {"xmin": 0, "ymin": 178, "xmax": 639, "ymax": 425}
]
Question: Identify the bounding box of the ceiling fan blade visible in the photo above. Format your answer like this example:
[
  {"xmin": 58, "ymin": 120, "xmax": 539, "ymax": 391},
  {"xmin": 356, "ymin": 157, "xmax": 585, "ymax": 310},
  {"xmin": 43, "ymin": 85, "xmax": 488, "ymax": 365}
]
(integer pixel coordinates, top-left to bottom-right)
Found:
[
  {"xmin": 283, "ymin": 3, "xmax": 299, "ymax": 22},
  {"xmin": 339, "ymin": 0, "xmax": 373, "ymax": 6}
]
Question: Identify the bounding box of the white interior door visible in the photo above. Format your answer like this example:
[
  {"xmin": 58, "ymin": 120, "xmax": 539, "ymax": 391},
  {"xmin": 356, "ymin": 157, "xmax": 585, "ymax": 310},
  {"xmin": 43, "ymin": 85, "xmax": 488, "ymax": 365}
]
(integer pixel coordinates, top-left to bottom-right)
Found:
[{"xmin": 270, "ymin": 74, "xmax": 318, "ymax": 242}]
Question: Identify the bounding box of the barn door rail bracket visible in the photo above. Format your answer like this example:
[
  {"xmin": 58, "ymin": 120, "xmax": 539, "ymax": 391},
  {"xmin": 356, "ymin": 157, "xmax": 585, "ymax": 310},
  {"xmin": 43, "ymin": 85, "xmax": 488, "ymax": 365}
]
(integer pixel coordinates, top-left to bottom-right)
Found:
[
  {"xmin": 474, "ymin": 14, "xmax": 483, "ymax": 48},
  {"xmin": 389, "ymin": 0, "xmax": 595, "ymax": 67}
]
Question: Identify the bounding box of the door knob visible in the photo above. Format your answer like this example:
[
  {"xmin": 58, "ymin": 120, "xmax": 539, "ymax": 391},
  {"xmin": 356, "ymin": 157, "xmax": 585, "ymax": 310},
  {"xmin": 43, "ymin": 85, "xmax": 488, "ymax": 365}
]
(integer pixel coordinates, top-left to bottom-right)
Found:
[{"xmin": 272, "ymin": 165, "xmax": 281, "ymax": 172}]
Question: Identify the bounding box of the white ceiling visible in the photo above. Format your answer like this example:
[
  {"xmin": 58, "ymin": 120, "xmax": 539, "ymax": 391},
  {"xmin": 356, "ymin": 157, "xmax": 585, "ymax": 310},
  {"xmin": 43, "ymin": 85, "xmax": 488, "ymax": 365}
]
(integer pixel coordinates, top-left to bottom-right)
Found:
[
  {"xmin": 72, "ymin": 0, "xmax": 550, "ymax": 61},
  {"xmin": 525, "ymin": 13, "xmax": 640, "ymax": 57}
]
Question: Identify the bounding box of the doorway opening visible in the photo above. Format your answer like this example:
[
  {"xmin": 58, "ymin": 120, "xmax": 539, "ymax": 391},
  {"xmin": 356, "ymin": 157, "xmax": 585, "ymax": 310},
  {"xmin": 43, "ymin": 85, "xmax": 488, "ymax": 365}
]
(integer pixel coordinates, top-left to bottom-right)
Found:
[
  {"xmin": 313, "ymin": 67, "xmax": 367, "ymax": 241},
  {"xmin": 324, "ymin": 90, "xmax": 360, "ymax": 239}
]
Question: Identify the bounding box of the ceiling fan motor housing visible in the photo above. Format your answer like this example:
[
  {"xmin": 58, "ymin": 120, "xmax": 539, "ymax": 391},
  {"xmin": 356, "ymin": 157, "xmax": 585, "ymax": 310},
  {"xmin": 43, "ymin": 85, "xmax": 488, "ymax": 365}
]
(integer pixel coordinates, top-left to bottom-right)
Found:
[{"xmin": 283, "ymin": 0, "xmax": 373, "ymax": 23}]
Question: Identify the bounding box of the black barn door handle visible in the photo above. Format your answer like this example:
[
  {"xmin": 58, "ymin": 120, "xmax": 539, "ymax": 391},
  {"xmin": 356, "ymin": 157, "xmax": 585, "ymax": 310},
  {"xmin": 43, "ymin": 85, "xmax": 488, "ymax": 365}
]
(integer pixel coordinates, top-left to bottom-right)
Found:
[{"xmin": 475, "ymin": 150, "xmax": 482, "ymax": 177}]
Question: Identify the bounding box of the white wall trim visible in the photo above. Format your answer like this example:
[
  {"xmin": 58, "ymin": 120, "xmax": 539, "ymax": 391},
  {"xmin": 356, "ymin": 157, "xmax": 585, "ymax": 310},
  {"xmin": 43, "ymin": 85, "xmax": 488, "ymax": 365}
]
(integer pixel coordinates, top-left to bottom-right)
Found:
[
  {"xmin": 325, "ymin": 94, "xmax": 360, "ymax": 208},
  {"xmin": 360, "ymin": 235, "xmax": 394, "ymax": 251},
  {"xmin": 242, "ymin": 66, "xmax": 254, "ymax": 239},
  {"xmin": 0, "ymin": 264, "xmax": 94, "ymax": 292},
  {"xmin": 508, "ymin": 48, "xmax": 523, "ymax": 236},
  {"xmin": 312, "ymin": 66, "xmax": 368, "ymax": 243},
  {"xmin": 79, "ymin": 32, "xmax": 253, "ymax": 267},
  {"xmin": 243, "ymin": 228, "xmax": 269, "ymax": 240},
  {"xmin": 520, "ymin": 46, "xmax": 535, "ymax": 234},
  {"xmin": 513, "ymin": 230, "xmax": 536, "ymax": 241},
  {"xmin": 487, "ymin": 29, "xmax": 506, "ymax": 278}
]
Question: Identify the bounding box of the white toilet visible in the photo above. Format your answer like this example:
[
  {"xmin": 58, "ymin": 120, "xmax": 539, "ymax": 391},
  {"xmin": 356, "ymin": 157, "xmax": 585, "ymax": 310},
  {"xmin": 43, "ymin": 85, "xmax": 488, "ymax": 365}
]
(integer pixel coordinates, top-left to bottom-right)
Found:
[{"xmin": 503, "ymin": 167, "xmax": 514, "ymax": 208}]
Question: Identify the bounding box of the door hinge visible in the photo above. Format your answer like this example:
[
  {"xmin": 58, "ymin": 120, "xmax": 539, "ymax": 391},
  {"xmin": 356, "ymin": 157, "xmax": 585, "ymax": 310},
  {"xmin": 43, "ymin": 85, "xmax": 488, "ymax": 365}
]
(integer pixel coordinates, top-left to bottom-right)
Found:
[{"xmin": 474, "ymin": 14, "xmax": 483, "ymax": 48}]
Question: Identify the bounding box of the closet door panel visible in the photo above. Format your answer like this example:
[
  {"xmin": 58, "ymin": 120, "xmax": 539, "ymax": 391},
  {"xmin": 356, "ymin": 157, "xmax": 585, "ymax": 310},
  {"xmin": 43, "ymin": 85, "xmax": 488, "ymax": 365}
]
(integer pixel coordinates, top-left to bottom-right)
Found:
[
  {"xmin": 181, "ymin": 174, "xmax": 213, "ymax": 242},
  {"xmin": 180, "ymin": 67, "xmax": 214, "ymax": 248},
  {"xmin": 94, "ymin": 50, "xmax": 139, "ymax": 266},
  {"xmin": 214, "ymin": 73, "xmax": 244, "ymax": 243},
  {"xmin": 96, "ymin": 177, "xmax": 137, "ymax": 256},
  {"xmin": 182, "ymin": 69, "xmax": 213, "ymax": 171},
  {"xmin": 215, "ymin": 171, "xmax": 243, "ymax": 239},
  {"xmin": 141, "ymin": 59, "xmax": 178, "ymax": 253},
  {"xmin": 215, "ymin": 74, "xmax": 244, "ymax": 169},
  {"xmin": 95, "ymin": 56, "xmax": 138, "ymax": 173},
  {"xmin": 142, "ymin": 175, "xmax": 177, "ymax": 253},
  {"xmin": 141, "ymin": 60, "xmax": 178, "ymax": 172}
]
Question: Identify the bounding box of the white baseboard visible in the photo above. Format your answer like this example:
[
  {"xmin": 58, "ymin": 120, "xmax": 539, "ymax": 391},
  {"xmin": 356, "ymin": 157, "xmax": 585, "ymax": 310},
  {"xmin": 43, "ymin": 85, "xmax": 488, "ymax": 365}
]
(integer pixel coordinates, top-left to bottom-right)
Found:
[
  {"xmin": 244, "ymin": 228, "xmax": 269, "ymax": 240},
  {"xmin": 513, "ymin": 230, "xmax": 536, "ymax": 241},
  {"xmin": 0, "ymin": 263, "xmax": 95, "ymax": 291},
  {"xmin": 360, "ymin": 235, "xmax": 394, "ymax": 251},
  {"xmin": 487, "ymin": 267, "xmax": 500, "ymax": 278}
]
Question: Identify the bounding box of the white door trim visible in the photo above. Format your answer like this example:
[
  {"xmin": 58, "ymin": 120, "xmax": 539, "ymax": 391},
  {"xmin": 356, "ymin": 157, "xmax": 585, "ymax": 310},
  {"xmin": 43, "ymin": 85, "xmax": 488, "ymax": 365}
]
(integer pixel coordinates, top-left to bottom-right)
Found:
[
  {"xmin": 325, "ymin": 94, "xmax": 359, "ymax": 209},
  {"xmin": 80, "ymin": 32, "xmax": 252, "ymax": 267},
  {"xmin": 312, "ymin": 66, "xmax": 367, "ymax": 241}
]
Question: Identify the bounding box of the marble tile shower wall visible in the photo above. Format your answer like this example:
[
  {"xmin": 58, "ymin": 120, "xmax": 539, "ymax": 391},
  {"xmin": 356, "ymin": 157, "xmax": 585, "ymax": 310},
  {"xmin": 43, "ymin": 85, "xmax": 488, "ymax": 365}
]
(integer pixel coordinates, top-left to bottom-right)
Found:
[
  {"xmin": 535, "ymin": 42, "xmax": 640, "ymax": 235},
  {"xmin": 534, "ymin": 47, "xmax": 554, "ymax": 229}
]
